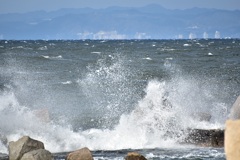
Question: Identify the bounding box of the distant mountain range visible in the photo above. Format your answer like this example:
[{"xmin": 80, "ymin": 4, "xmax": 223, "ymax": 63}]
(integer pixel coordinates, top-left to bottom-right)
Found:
[{"xmin": 0, "ymin": 4, "xmax": 240, "ymax": 40}]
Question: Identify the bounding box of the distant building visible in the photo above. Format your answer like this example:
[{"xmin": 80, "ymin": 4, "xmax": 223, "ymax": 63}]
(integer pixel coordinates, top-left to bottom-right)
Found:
[
  {"xmin": 203, "ymin": 32, "xmax": 208, "ymax": 39},
  {"xmin": 134, "ymin": 32, "xmax": 151, "ymax": 39},
  {"xmin": 92, "ymin": 31, "xmax": 127, "ymax": 40},
  {"xmin": 189, "ymin": 33, "xmax": 196, "ymax": 39},
  {"xmin": 215, "ymin": 31, "xmax": 221, "ymax": 39}
]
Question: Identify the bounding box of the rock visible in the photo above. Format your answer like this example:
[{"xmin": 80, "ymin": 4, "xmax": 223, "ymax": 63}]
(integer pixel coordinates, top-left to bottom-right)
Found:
[
  {"xmin": 21, "ymin": 149, "xmax": 53, "ymax": 160},
  {"xmin": 125, "ymin": 152, "xmax": 147, "ymax": 160},
  {"xmin": 8, "ymin": 136, "xmax": 44, "ymax": 160},
  {"xmin": 66, "ymin": 147, "xmax": 93, "ymax": 160},
  {"xmin": 211, "ymin": 129, "xmax": 224, "ymax": 147},
  {"xmin": 225, "ymin": 120, "xmax": 240, "ymax": 160},
  {"xmin": 229, "ymin": 95, "xmax": 240, "ymax": 120},
  {"xmin": 184, "ymin": 129, "xmax": 224, "ymax": 147}
]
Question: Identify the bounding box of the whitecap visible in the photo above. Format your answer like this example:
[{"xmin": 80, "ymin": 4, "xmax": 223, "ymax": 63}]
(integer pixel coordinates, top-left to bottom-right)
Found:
[
  {"xmin": 91, "ymin": 52, "xmax": 101, "ymax": 55},
  {"xmin": 42, "ymin": 55, "xmax": 50, "ymax": 59},
  {"xmin": 183, "ymin": 44, "xmax": 191, "ymax": 47},
  {"xmin": 41, "ymin": 55, "xmax": 62, "ymax": 59},
  {"xmin": 208, "ymin": 52, "xmax": 213, "ymax": 56},
  {"xmin": 49, "ymin": 43, "xmax": 56, "ymax": 46},
  {"xmin": 159, "ymin": 48, "xmax": 175, "ymax": 51},
  {"xmin": 142, "ymin": 57, "xmax": 152, "ymax": 60},
  {"xmin": 54, "ymin": 55, "xmax": 62, "ymax": 59},
  {"xmin": 16, "ymin": 46, "xmax": 24, "ymax": 49},
  {"xmin": 61, "ymin": 81, "xmax": 72, "ymax": 85},
  {"xmin": 38, "ymin": 46, "xmax": 48, "ymax": 50},
  {"xmin": 146, "ymin": 153, "xmax": 157, "ymax": 158}
]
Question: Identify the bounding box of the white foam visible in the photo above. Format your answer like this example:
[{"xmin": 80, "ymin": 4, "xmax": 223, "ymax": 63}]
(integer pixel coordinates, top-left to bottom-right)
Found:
[
  {"xmin": 38, "ymin": 46, "xmax": 48, "ymax": 50},
  {"xmin": 91, "ymin": 52, "xmax": 101, "ymax": 55},
  {"xmin": 61, "ymin": 81, "xmax": 72, "ymax": 85},
  {"xmin": 42, "ymin": 55, "xmax": 50, "ymax": 59},
  {"xmin": 0, "ymin": 142, "xmax": 7, "ymax": 154},
  {"xmin": 183, "ymin": 44, "xmax": 191, "ymax": 47},
  {"xmin": 55, "ymin": 55, "xmax": 62, "ymax": 59},
  {"xmin": 41, "ymin": 55, "xmax": 62, "ymax": 59},
  {"xmin": 142, "ymin": 57, "xmax": 152, "ymax": 60},
  {"xmin": 0, "ymin": 77, "xmax": 227, "ymax": 154}
]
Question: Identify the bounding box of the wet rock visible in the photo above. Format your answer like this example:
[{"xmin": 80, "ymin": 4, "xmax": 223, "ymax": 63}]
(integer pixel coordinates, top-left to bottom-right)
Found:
[
  {"xmin": 184, "ymin": 129, "xmax": 224, "ymax": 147},
  {"xmin": 229, "ymin": 95, "xmax": 240, "ymax": 120},
  {"xmin": 8, "ymin": 136, "xmax": 44, "ymax": 160},
  {"xmin": 66, "ymin": 147, "xmax": 93, "ymax": 160},
  {"xmin": 125, "ymin": 152, "xmax": 147, "ymax": 160},
  {"xmin": 21, "ymin": 149, "xmax": 53, "ymax": 160},
  {"xmin": 225, "ymin": 120, "xmax": 240, "ymax": 160}
]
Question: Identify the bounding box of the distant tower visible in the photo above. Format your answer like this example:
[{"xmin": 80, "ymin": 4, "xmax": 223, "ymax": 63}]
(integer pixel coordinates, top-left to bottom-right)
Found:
[
  {"xmin": 203, "ymin": 32, "xmax": 208, "ymax": 39},
  {"xmin": 215, "ymin": 31, "xmax": 221, "ymax": 39},
  {"xmin": 189, "ymin": 33, "xmax": 196, "ymax": 39}
]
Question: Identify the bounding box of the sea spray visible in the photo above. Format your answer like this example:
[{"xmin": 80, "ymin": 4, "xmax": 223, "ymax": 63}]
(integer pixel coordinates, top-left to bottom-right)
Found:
[
  {"xmin": 0, "ymin": 77, "xmax": 227, "ymax": 153},
  {"xmin": 77, "ymin": 53, "xmax": 143, "ymax": 129},
  {"xmin": 0, "ymin": 40, "xmax": 238, "ymax": 156}
]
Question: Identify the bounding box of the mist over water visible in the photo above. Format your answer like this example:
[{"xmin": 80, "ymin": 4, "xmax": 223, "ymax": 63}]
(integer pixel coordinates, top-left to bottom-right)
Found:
[{"xmin": 0, "ymin": 40, "xmax": 239, "ymax": 157}]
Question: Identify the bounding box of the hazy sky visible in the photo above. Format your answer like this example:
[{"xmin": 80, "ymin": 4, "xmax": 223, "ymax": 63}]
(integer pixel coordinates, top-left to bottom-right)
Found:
[{"xmin": 0, "ymin": 0, "xmax": 240, "ymax": 13}]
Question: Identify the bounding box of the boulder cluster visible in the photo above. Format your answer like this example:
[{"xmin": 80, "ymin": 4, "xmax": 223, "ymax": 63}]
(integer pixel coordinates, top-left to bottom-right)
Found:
[
  {"xmin": 7, "ymin": 136, "xmax": 147, "ymax": 160},
  {"xmin": 8, "ymin": 136, "xmax": 52, "ymax": 160}
]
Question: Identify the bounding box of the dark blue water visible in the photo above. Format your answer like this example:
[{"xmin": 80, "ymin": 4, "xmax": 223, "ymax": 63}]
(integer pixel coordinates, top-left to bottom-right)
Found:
[{"xmin": 0, "ymin": 39, "xmax": 239, "ymax": 159}]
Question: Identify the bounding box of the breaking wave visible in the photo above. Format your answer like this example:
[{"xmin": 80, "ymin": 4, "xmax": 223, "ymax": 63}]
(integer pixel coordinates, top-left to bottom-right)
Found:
[{"xmin": 0, "ymin": 52, "xmax": 229, "ymax": 154}]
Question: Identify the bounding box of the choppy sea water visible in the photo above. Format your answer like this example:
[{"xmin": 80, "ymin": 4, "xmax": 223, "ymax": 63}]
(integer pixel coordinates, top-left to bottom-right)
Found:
[{"xmin": 0, "ymin": 39, "xmax": 240, "ymax": 159}]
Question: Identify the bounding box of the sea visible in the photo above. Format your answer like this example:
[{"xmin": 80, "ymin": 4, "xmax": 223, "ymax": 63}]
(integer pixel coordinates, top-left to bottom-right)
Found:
[{"xmin": 0, "ymin": 39, "xmax": 240, "ymax": 160}]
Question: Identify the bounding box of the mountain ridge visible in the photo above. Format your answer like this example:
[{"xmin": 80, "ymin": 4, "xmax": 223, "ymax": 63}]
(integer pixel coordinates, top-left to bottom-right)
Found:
[{"xmin": 0, "ymin": 4, "xmax": 239, "ymax": 39}]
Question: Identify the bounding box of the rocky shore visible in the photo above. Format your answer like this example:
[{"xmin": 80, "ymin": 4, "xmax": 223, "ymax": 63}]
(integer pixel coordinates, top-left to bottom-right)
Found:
[
  {"xmin": 1, "ymin": 95, "xmax": 240, "ymax": 160},
  {"xmin": 0, "ymin": 128, "xmax": 225, "ymax": 160},
  {"xmin": 184, "ymin": 129, "xmax": 224, "ymax": 147},
  {"xmin": 1, "ymin": 135, "xmax": 148, "ymax": 160}
]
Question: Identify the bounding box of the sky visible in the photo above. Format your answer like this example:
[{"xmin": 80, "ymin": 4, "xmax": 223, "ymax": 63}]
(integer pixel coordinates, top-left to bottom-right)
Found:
[{"xmin": 0, "ymin": 0, "xmax": 240, "ymax": 14}]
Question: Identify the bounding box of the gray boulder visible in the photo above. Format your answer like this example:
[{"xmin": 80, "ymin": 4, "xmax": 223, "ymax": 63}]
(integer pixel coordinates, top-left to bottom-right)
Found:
[
  {"xmin": 184, "ymin": 129, "xmax": 224, "ymax": 147},
  {"xmin": 66, "ymin": 147, "xmax": 93, "ymax": 160},
  {"xmin": 125, "ymin": 152, "xmax": 147, "ymax": 160},
  {"xmin": 8, "ymin": 136, "xmax": 44, "ymax": 160},
  {"xmin": 21, "ymin": 149, "xmax": 53, "ymax": 160}
]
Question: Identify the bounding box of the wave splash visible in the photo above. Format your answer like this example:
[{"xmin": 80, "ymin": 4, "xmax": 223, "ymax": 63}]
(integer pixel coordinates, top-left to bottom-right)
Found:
[{"xmin": 0, "ymin": 54, "xmax": 228, "ymax": 153}]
